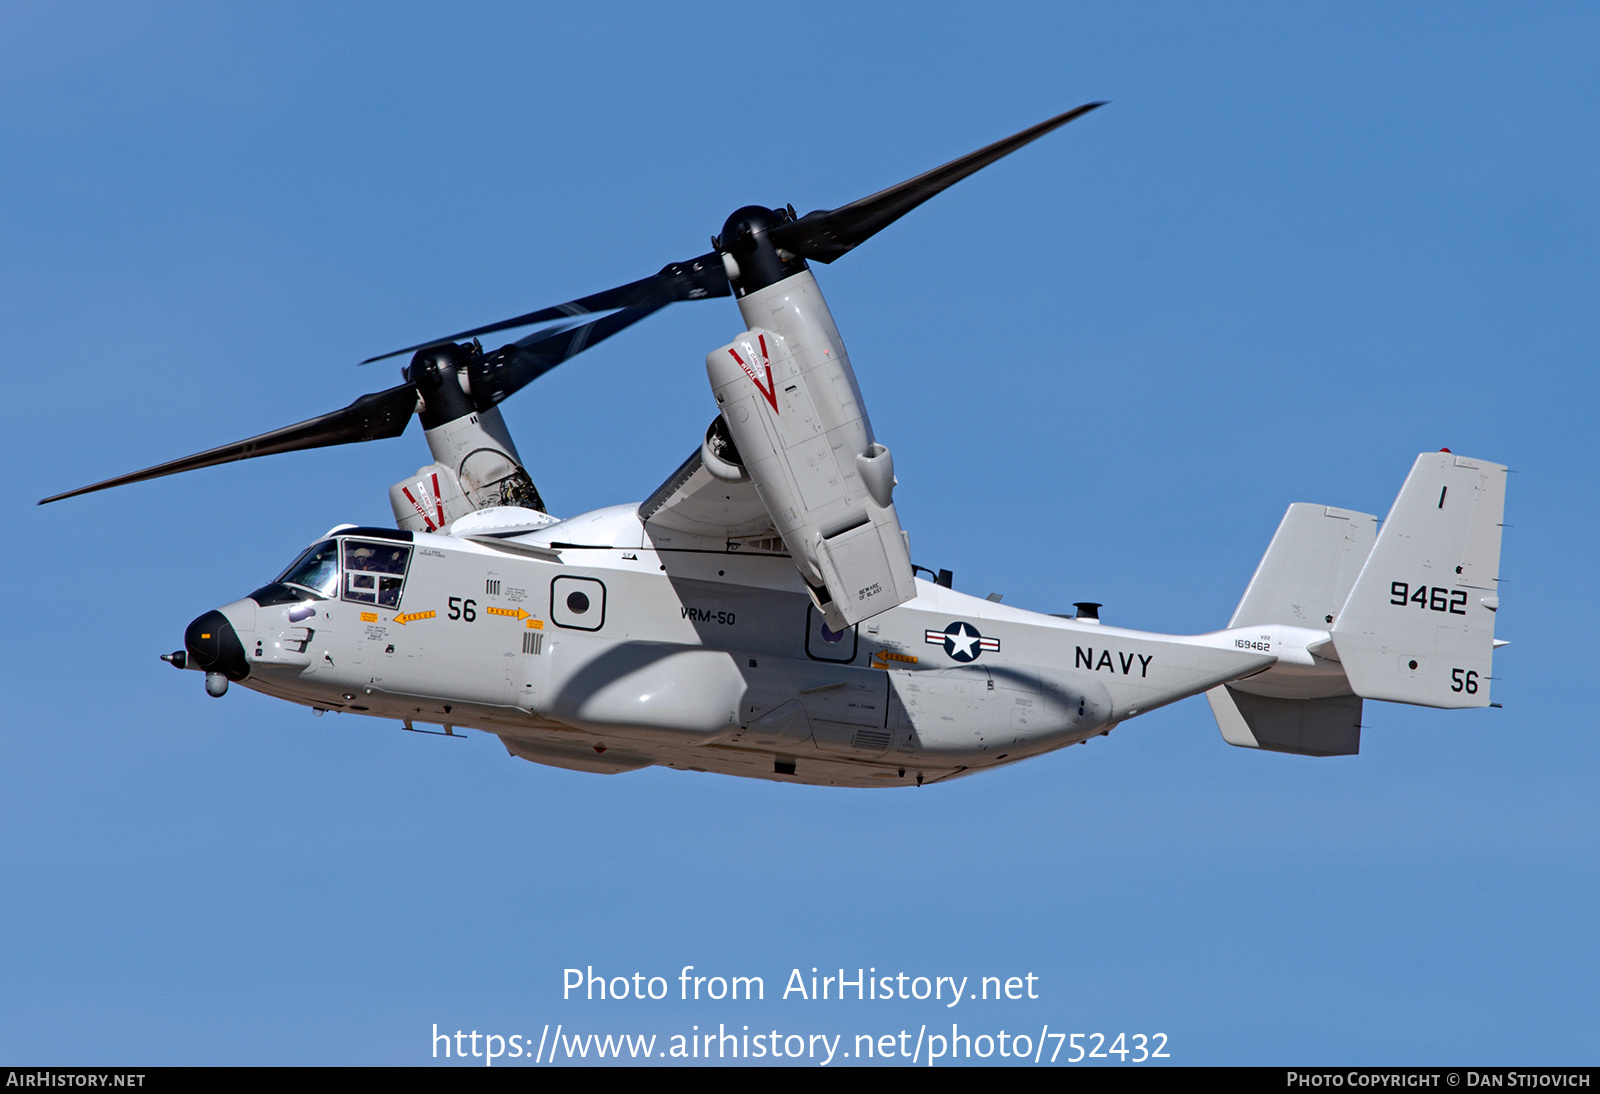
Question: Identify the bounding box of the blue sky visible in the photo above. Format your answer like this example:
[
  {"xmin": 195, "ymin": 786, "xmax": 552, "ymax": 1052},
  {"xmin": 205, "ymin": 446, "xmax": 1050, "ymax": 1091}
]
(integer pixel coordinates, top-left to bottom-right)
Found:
[{"xmin": 2, "ymin": 2, "xmax": 1596, "ymax": 1065}]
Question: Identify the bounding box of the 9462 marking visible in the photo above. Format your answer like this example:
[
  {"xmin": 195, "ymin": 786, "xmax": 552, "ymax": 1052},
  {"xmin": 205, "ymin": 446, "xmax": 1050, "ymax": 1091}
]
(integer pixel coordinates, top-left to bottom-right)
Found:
[{"xmin": 1390, "ymin": 581, "xmax": 1467, "ymax": 615}]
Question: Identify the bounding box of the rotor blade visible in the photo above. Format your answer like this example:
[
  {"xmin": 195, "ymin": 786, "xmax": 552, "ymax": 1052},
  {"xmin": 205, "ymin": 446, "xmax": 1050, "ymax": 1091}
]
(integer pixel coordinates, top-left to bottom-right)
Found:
[
  {"xmin": 359, "ymin": 251, "xmax": 729, "ymax": 365},
  {"xmin": 38, "ymin": 383, "xmax": 419, "ymax": 505},
  {"xmin": 471, "ymin": 303, "xmax": 667, "ymax": 408},
  {"xmin": 770, "ymin": 101, "xmax": 1106, "ymax": 263}
]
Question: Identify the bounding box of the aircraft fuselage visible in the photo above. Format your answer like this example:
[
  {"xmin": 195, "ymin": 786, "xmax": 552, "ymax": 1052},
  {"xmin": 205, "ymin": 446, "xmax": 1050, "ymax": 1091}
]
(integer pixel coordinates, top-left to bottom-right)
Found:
[{"xmin": 194, "ymin": 505, "xmax": 1286, "ymax": 788}]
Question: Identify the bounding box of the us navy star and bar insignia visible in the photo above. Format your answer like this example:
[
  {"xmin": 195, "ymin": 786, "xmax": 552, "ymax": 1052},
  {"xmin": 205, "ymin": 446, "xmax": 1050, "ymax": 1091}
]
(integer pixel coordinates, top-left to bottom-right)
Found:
[{"xmin": 926, "ymin": 621, "xmax": 1001, "ymax": 662}]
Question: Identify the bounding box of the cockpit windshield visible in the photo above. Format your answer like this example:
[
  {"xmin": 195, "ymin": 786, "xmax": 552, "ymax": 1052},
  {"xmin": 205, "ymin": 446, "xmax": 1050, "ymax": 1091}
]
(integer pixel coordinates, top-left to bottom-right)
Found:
[
  {"xmin": 278, "ymin": 540, "xmax": 340, "ymax": 598},
  {"xmin": 275, "ymin": 536, "xmax": 413, "ymax": 608}
]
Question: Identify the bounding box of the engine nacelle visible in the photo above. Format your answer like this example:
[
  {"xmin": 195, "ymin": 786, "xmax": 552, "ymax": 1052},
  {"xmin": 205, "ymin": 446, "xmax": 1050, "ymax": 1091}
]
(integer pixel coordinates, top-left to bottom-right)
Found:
[
  {"xmin": 406, "ymin": 342, "xmax": 547, "ymax": 520},
  {"xmin": 389, "ymin": 463, "xmax": 471, "ymax": 533},
  {"xmin": 707, "ymin": 309, "xmax": 914, "ymax": 630}
]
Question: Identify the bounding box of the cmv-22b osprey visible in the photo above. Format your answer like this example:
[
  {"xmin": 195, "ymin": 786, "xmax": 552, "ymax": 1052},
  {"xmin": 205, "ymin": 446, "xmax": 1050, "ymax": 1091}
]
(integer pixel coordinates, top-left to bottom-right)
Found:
[{"xmin": 42, "ymin": 105, "xmax": 1508, "ymax": 788}]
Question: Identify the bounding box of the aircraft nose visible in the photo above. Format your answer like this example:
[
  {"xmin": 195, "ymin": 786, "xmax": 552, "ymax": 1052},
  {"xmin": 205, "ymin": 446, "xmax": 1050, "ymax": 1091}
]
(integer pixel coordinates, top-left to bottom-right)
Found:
[{"xmin": 185, "ymin": 610, "xmax": 250, "ymax": 682}]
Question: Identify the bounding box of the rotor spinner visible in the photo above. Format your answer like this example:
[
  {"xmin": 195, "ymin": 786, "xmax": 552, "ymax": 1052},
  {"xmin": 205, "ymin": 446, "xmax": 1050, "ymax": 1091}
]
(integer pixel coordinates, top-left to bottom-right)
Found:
[{"xmin": 717, "ymin": 205, "xmax": 808, "ymax": 296}]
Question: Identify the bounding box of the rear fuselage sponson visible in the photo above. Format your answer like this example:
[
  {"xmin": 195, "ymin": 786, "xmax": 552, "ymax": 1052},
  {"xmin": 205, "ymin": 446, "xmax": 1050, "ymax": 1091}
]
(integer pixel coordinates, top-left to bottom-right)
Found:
[{"xmin": 229, "ymin": 505, "xmax": 1275, "ymax": 788}]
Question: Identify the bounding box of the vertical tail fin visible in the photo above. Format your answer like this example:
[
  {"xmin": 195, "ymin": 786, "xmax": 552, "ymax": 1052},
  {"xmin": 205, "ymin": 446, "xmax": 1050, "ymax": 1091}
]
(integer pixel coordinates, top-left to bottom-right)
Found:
[
  {"xmin": 1330, "ymin": 452, "xmax": 1507, "ymax": 708},
  {"xmin": 1207, "ymin": 687, "xmax": 1363, "ymax": 757},
  {"xmin": 1229, "ymin": 504, "xmax": 1377, "ymax": 629},
  {"xmin": 1211, "ymin": 504, "xmax": 1376, "ymax": 756}
]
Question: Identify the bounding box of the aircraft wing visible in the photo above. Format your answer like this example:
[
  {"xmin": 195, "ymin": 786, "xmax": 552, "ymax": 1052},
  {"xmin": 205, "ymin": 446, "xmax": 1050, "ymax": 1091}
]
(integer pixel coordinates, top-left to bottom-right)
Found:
[{"xmin": 637, "ymin": 446, "xmax": 780, "ymax": 548}]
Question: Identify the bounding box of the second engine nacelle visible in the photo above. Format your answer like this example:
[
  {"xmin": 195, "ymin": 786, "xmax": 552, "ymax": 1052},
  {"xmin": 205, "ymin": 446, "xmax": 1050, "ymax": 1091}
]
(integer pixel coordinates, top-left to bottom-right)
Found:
[{"xmin": 706, "ymin": 320, "xmax": 914, "ymax": 631}]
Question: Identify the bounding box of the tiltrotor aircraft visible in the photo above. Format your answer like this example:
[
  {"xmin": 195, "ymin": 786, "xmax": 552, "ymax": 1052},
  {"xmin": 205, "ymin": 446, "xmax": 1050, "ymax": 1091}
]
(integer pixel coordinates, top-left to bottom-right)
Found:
[{"xmin": 41, "ymin": 105, "xmax": 1509, "ymax": 787}]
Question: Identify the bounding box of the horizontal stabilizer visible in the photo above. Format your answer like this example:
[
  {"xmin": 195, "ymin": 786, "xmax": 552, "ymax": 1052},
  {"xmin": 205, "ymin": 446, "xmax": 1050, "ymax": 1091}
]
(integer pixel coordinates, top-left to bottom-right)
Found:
[
  {"xmin": 1331, "ymin": 453, "xmax": 1507, "ymax": 708},
  {"xmin": 1207, "ymin": 685, "xmax": 1362, "ymax": 757}
]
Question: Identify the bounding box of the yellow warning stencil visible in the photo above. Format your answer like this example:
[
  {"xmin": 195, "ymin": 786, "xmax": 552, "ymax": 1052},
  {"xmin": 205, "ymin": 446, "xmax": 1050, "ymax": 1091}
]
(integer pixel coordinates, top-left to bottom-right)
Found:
[
  {"xmin": 526, "ymin": 618, "xmax": 544, "ymax": 630},
  {"xmin": 393, "ymin": 610, "xmax": 436, "ymax": 626},
  {"xmin": 360, "ymin": 612, "xmax": 377, "ymax": 623},
  {"xmin": 486, "ymin": 606, "xmax": 531, "ymax": 621}
]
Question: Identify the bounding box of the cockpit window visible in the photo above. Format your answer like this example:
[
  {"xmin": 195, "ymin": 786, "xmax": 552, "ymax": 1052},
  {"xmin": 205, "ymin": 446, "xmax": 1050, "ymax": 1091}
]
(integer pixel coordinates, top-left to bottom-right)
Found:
[
  {"xmin": 341, "ymin": 539, "xmax": 411, "ymax": 609},
  {"xmin": 277, "ymin": 540, "xmax": 340, "ymax": 599}
]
